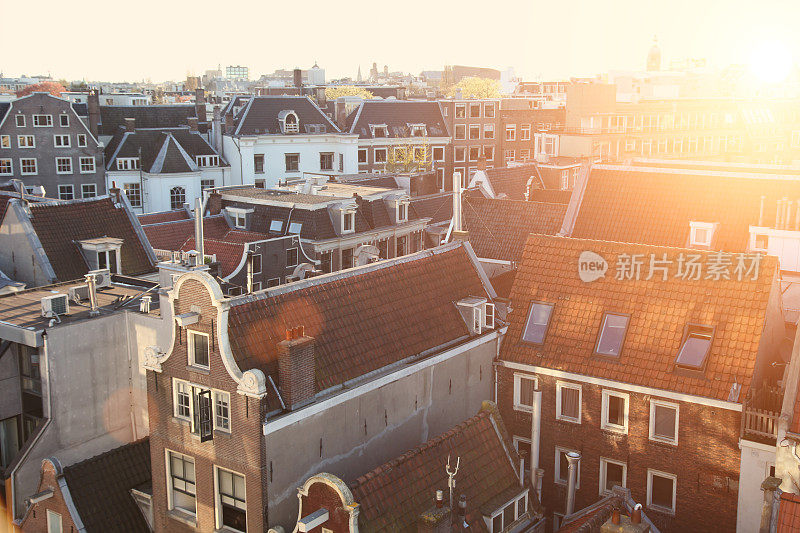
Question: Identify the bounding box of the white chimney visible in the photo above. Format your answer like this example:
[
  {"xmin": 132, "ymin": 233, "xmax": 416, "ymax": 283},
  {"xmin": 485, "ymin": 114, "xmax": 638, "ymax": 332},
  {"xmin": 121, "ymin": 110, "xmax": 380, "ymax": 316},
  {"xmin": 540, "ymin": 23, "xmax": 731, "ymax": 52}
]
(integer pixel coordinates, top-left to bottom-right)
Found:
[
  {"xmin": 758, "ymin": 195, "xmax": 765, "ymax": 226},
  {"xmin": 530, "ymin": 390, "xmax": 542, "ymax": 498},
  {"xmin": 452, "ymin": 171, "xmax": 462, "ymax": 233},
  {"xmin": 565, "ymin": 452, "xmax": 581, "ymax": 516},
  {"xmin": 246, "ymin": 250, "xmax": 254, "ymax": 294}
]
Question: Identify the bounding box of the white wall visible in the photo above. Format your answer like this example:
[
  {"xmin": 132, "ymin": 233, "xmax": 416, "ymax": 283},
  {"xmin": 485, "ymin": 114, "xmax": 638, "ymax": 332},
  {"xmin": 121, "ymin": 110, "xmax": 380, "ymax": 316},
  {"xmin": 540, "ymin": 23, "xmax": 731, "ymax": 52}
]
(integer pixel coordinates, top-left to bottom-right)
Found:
[
  {"xmin": 737, "ymin": 440, "xmax": 776, "ymax": 533},
  {"xmin": 223, "ymin": 134, "xmax": 359, "ymax": 189},
  {"xmin": 108, "ymin": 167, "xmax": 229, "ymax": 214}
]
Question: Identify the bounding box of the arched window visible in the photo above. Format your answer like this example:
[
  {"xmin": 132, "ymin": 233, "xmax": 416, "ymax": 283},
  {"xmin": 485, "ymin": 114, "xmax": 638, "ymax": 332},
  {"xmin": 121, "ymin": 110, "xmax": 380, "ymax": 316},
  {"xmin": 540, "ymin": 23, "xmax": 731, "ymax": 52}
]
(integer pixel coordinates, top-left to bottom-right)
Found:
[{"xmin": 170, "ymin": 187, "xmax": 186, "ymax": 210}]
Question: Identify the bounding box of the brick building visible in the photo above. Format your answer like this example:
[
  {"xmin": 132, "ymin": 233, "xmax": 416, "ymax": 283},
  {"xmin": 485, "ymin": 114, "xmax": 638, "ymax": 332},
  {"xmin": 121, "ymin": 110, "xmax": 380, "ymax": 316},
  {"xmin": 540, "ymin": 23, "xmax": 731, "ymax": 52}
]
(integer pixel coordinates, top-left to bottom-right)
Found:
[
  {"xmin": 141, "ymin": 240, "xmax": 501, "ymax": 531},
  {"xmin": 498, "ymin": 100, "xmax": 564, "ymax": 166},
  {"xmin": 440, "ymin": 98, "xmax": 500, "ymax": 187},
  {"xmin": 496, "ymin": 234, "xmax": 786, "ymax": 531}
]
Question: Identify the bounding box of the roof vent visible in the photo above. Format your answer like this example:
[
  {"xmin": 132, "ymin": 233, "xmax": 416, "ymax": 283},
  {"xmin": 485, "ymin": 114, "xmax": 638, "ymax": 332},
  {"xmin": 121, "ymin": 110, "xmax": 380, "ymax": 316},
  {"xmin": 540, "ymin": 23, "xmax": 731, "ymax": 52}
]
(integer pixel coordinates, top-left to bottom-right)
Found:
[{"xmin": 41, "ymin": 294, "xmax": 69, "ymax": 319}]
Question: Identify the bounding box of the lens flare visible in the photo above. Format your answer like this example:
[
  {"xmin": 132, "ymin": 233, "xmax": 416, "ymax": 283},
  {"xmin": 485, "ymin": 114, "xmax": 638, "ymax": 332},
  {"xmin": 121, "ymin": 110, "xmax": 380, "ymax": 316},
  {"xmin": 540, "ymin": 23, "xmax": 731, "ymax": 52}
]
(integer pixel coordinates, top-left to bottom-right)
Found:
[{"xmin": 748, "ymin": 40, "xmax": 794, "ymax": 84}]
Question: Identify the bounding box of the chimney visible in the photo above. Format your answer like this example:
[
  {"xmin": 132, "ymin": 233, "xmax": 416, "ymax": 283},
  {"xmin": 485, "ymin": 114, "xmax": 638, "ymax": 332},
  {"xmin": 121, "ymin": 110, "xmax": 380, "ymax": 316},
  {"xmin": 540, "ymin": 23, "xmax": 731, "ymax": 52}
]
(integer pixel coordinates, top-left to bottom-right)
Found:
[
  {"xmin": 246, "ymin": 250, "xmax": 254, "ymax": 294},
  {"xmin": 294, "ymin": 68, "xmax": 303, "ymax": 88},
  {"xmin": 758, "ymin": 195, "xmax": 766, "ymax": 226},
  {"xmin": 125, "ymin": 117, "xmax": 136, "ymax": 132},
  {"xmin": 194, "ymin": 198, "xmax": 204, "ymax": 266},
  {"xmin": 417, "ymin": 491, "xmax": 451, "ymax": 533},
  {"xmin": 225, "ymin": 112, "xmax": 234, "ymax": 134},
  {"xmin": 88, "ymin": 89, "xmax": 100, "ymax": 138},
  {"xmin": 187, "ymin": 116, "xmax": 199, "ymax": 132},
  {"xmin": 785, "ymin": 198, "xmax": 792, "ymax": 231},
  {"xmin": 85, "ymin": 273, "xmax": 99, "ymax": 317},
  {"xmin": 776, "ymin": 199, "xmax": 783, "ymax": 229},
  {"xmin": 631, "ymin": 504, "xmax": 642, "ymax": 525},
  {"xmin": 600, "ymin": 505, "xmax": 650, "ymax": 533},
  {"xmin": 451, "ymin": 171, "xmax": 469, "ymax": 242},
  {"xmin": 206, "ymin": 191, "xmax": 222, "ymax": 215},
  {"xmin": 109, "ymin": 186, "xmax": 122, "ymax": 204},
  {"xmin": 277, "ymin": 327, "xmax": 316, "ymax": 410},
  {"xmin": 212, "ymin": 105, "xmax": 223, "ymax": 152},
  {"xmin": 336, "ymin": 98, "xmax": 348, "ymax": 131},
  {"xmin": 456, "ymin": 494, "xmax": 467, "ymax": 528},
  {"xmin": 565, "ymin": 452, "xmax": 581, "ymax": 516},
  {"xmin": 195, "ymin": 87, "xmax": 205, "ymax": 121},
  {"xmin": 796, "ymin": 200, "xmax": 800, "ymax": 231}
]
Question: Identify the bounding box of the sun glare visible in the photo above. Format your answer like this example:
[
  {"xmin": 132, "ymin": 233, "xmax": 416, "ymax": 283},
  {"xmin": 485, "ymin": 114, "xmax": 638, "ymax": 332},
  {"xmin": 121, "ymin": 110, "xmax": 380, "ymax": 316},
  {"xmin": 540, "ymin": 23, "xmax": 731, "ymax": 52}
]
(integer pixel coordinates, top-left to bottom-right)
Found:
[{"xmin": 748, "ymin": 40, "xmax": 794, "ymax": 83}]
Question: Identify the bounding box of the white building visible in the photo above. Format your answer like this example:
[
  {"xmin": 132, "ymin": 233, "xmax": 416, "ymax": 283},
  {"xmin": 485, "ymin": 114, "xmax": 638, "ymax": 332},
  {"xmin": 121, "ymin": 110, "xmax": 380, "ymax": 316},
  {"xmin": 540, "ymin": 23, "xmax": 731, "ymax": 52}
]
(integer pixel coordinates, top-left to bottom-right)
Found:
[
  {"xmin": 218, "ymin": 96, "xmax": 359, "ymax": 189},
  {"xmin": 105, "ymin": 124, "xmax": 230, "ymax": 213}
]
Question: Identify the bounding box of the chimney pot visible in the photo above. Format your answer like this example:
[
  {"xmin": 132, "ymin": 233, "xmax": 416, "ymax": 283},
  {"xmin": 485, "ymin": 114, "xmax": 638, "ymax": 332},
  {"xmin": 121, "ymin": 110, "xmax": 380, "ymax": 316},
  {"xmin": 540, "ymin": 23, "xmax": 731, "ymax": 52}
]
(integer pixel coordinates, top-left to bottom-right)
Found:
[
  {"xmin": 612, "ymin": 508, "xmax": 621, "ymax": 525},
  {"xmin": 457, "ymin": 494, "xmax": 467, "ymax": 518},
  {"xmin": 631, "ymin": 504, "xmax": 642, "ymax": 524},
  {"xmin": 435, "ymin": 490, "xmax": 444, "ymax": 508}
]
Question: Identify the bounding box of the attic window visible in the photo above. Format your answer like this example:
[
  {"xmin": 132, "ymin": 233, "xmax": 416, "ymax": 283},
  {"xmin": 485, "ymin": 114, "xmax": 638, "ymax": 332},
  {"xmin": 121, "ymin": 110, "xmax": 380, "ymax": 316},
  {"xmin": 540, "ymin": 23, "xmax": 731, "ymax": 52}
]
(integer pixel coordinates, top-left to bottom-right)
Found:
[
  {"xmin": 269, "ymin": 220, "xmax": 283, "ymax": 233},
  {"xmin": 676, "ymin": 325, "xmax": 714, "ymax": 369},
  {"xmin": 117, "ymin": 157, "xmax": 140, "ymax": 170},
  {"xmin": 689, "ymin": 221, "xmax": 715, "ymax": 247},
  {"xmin": 408, "ymin": 123, "xmax": 426, "ymax": 137},
  {"xmin": 457, "ymin": 297, "xmax": 495, "ymax": 335},
  {"xmin": 370, "ymin": 124, "xmax": 388, "ymax": 138},
  {"xmin": 79, "ymin": 237, "xmax": 123, "ymax": 274},
  {"xmin": 278, "ymin": 110, "xmax": 300, "ymax": 134},
  {"xmin": 594, "ymin": 312, "xmax": 630, "ymax": 357},
  {"xmin": 522, "ymin": 302, "xmax": 553, "ymax": 345}
]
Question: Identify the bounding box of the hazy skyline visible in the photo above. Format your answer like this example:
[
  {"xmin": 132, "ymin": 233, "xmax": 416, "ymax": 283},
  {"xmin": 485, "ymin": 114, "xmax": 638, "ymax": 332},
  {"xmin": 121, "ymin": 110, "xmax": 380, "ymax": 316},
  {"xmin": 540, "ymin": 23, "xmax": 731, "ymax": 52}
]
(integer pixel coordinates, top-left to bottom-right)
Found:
[{"xmin": 3, "ymin": 0, "xmax": 800, "ymax": 83}]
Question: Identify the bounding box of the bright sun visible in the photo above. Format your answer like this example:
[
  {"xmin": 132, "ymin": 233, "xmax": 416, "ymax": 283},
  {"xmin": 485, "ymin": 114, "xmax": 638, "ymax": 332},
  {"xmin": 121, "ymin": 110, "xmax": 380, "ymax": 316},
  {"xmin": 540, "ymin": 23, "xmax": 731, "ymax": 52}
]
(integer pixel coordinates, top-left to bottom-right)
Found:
[{"xmin": 748, "ymin": 40, "xmax": 794, "ymax": 83}]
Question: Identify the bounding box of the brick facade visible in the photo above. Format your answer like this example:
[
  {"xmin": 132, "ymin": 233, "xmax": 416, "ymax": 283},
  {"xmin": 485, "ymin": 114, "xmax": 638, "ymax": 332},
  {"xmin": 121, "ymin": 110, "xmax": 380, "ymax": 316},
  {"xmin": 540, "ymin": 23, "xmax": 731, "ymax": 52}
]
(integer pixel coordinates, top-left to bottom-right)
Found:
[
  {"xmin": 148, "ymin": 278, "xmax": 268, "ymax": 532},
  {"xmin": 19, "ymin": 460, "xmax": 77, "ymax": 533},
  {"xmin": 497, "ymin": 366, "xmax": 741, "ymax": 533}
]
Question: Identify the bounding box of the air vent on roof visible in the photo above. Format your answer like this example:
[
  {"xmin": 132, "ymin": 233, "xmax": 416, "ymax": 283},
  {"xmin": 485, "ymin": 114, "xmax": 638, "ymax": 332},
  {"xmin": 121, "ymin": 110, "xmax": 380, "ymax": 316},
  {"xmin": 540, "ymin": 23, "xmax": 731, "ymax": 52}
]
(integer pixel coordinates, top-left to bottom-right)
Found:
[
  {"xmin": 42, "ymin": 294, "xmax": 69, "ymax": 318},
  {"xmin": 69, "ymin": 285, "xmax": 90, "ymax": 303},
  {"xmin": 89, "ymin": 268, "xmax": 111, "ymax": 289}
]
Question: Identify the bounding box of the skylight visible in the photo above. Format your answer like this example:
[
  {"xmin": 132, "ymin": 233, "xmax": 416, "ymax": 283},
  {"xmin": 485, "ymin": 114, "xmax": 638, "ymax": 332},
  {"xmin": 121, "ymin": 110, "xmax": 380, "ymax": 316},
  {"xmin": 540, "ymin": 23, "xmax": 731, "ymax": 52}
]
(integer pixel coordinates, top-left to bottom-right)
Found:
[
  {"xmin": 676, "ymin": 326, "xmax": 713, "ymax": 369},
  {"xmin": 595, "ymin": 313, "xmax": 629, "ymax": 357},
  {"xmin": 521, "ymin": 302, "xmax": 554, "ymax": 344},
  {"xmin": 269, "ymin": 220, "xmax": 283, "ymax": 233},
  {"xmin": 288, "ymin": 222, "xmax": 302, "ymax": 234}
]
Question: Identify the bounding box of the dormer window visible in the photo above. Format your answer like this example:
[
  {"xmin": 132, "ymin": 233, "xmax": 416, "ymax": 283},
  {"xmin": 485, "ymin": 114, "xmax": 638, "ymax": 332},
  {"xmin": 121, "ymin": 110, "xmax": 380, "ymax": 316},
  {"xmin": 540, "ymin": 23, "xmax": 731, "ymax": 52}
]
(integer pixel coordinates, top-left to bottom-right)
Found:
[
  {"xmin": 79, "ymin": 237, "xmax": 123, "ymax": 274},
  {"xmin": 408, "ymin": 123, "xmax": 426, "ymax": 137},
  {"xmin": 370, "ymin": 124, "xmax": 388, "ymax": 138},
  {"xmin": 227, "ymin": 207, "xmax": 252, "ymax": 229},
  {"xmin": 278, "ymin": 110, "xmax": 300, "ymax": 134},
  {"xmin": 689, "ymin": 221, "xmax": 716, "ymax": 247},
  {"xmin": 342, "ymin": 211, "xmax": 355, "ymax": 233},
  {"xmin": 398, "ymin": 202, "xmax": 408, "ymax": 223},
  {"xmin": 457, "ymin": 297, "xmax": 495, "ymax": 335},
  {"xmin": 117, "ymin": 157, "xmax": 140, "ymax": 170},
  {"xmin": 196, "ymin": 155, "xmax": 219, "ymax": 167},
  {"xmin": 676, "ymin": 325, "xmax": 714, "ymax": 370}
]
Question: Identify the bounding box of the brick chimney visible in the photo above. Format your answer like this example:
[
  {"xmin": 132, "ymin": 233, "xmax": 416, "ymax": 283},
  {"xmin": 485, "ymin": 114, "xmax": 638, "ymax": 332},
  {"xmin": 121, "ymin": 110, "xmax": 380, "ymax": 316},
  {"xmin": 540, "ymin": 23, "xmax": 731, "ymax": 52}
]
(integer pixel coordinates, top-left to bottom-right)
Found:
[
  {"xmin": 277, "ymin": 326, "xmax": 316, "ymax": 410},
  {"xmin": 187, "ymin": 116, "xmax": 199, "ymax": 132},
  {"xmin": 195, "ymin": 87, "xmax": 205, "ymax": 122},
  {"xmin": 418, "ymin": 491, "xmax": 451, "ymax": 533},
  {"xmin": 125, "ymin": 117, "xmax": 136, "ymax": 132},
  {"xmin": 225, "ymin": 112, "xmax": 234, "ymax": 134},
  {"xmin": 206, "ymin": 191, "xmax": 222, "ymax": 215},
  {"xmin": 294, "ymin": 68, "xmax": 303, "ymax": 88},
  {"xmin": 336, "ymin": 99, "xmax": 349, "ymax": 131},
  {"xmin": 88, "ymin": 89, "xmax": 100, "ymax": 138}
]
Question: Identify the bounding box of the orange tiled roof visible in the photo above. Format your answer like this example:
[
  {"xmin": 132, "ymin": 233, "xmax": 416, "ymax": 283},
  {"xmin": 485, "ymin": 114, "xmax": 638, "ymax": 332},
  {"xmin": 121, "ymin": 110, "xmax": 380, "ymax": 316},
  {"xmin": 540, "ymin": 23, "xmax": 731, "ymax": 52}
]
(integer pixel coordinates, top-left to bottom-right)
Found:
[
  {"xmin": 137, "ymin": 209, "xmax": 190, "ymax": 225},
  {"xmin": 778, "ymin": 492, "xmax": 800, "ymax": 532},
  {"xmin": 502, "ymin": 234, "xmax": 779, "ymax": 402},
  {"xmin": 226, "ymin": 243, "xmax": 491, "ymax": 392},
  {"xmin": 349, "ymin": 406, "xmax": 522, "ymax": 532},
  {"xmin": 572, "ymin": 165, "xmax": 800, "ymax": 253}
]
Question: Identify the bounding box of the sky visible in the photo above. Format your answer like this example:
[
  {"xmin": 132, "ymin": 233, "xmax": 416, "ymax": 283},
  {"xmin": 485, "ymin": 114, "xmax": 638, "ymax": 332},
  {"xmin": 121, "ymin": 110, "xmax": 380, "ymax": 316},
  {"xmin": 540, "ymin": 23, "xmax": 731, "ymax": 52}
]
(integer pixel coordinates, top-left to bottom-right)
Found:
[{"xmin": 2, "ymin": 0, "xmax": 800, "ymax": 83}]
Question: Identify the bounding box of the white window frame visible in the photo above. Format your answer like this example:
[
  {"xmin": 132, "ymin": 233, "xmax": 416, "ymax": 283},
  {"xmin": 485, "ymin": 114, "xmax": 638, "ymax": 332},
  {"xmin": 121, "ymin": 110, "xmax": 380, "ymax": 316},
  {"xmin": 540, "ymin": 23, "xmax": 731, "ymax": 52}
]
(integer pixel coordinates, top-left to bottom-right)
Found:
[
  {"xmin": 689, "ymin": 221, "xmax": 714, "ymax": 246},
  {"xmin": 358, "ymin": 148, "xmax": 367, "ymax": 164},
  {"xmin": 554, "ymin": 446, "xmax": 580, "ymax": 488},
  {"xmin": 188, "ymin": 330, "xmax": 210, "ymax": 369},
  {"xmin": 116, "ymin": 157, "xmax": 140, "ymax": 170},
  {"xmin": 228, "ymin": 208, "xmax": 251, "ymax": 229},
  {"xmin": 81, "ymin": 183, "xmax": 97, "ymax": 198},
  {"xmin": 455, "ymin": 124, "xmax": 466, "ymax": 140},
  {"xmin": 487, "ymin": 492, "xmax": 527, "ymax": 533},
  {"xmin": 288, "ymin": 221, "xmax": 302, "ymax": 234},
  {"xmin": 77, "ymin": 134, "xmax": 87, "ymax": 147},
  {"xmin": 484, "ymin": 123, "xmax": 495, "ymax": 139},
  {"xmin": 20, "ymin": 158, "xmax": 37, "ymax": 175},
  {"xmin": 196, "ymin": 155, "xmax": 220, "ymax": 167},
  {"xmin": 124, "ymin": 183, "xmax": 142, "ymax": 208},
  {"xmin": 342, "ymin": 210, "xmax": 356, "ymax": 234},
  {"xmin": 555, "ymin": 381, "xmax": 581, "ymax": 423},
  {"xmin": 600, "ymin": 390, "xmax": 629, "ymax": 434},
  {"xmin": 454, "ymin": 146, "xmax": 466, "ymax": 162},
  {"xmin": 251, "ymin": 253, "xmax": 262, "ymax": 275},
  {"xmin": 46, "ymin": 509, "xmax": 62, "ymax": 533},
  {"xmin": 53, "ymin": 134, "xmax": 70, "ymax": 148},
  {"xmin": 55, "ymin": 157, "xmax": 72, "ymax": 174},
  {"xmin": 59, "ymin": 114, "xmax": 69, "ymax": 127},
  {"xmin": 287, "ymin": 247, "xmax": 299, "ymax": 267},
  {"xmin": 433, "ymin": 146, "xmax": 444, "ymax": 162},
  {"xmin": 646, "ymin": 469, "xmax": 677, "ymax": 514},
  {"xmin": 469, "ymin": 124, "xmax": 481, "ymax": 140},
  {"xmin": 0, "ymin": 135, "xmax": 9, "ymax": 149},
  {"xmin": 33, "ymin": 114, "xmax": 53, "ymax": 127},
  {"xmin": 165, "ymin": 449, "xmax": 197, "ymax": 518},
  {"xmin": 17, "ymin": 135, "xmax": 35, "ymax": 148},
  {"xmin": 599, "ymin": 458, "xmax": 627, "ymax": 496},
  {"xmin": 0, "ymin": 158, "xmax": 11, "ymax": 175},
  {"xmin": 374, "ymin": 148, "xmax": 387, "ymax": 163},
  {"xmin": 79, "ymin": 156, "xmax": 95, "ymax": 173},
  {"xmin": 649, "ymin": 399, "xmax": 679, "ymax": 445},
  {"xmin": 213, "ymin": 465, "xmax": 247, "ymax": 532},
  {"xmin": 173, "ymin": 379, "xmax": 192, "ymax": 421},
  {"xmin": 15, "ymin": 115, "xmax": 25, "ymax": 127},
  {"xmin": 455, "ymin": 103, "xmax": 466, "ymax": 118},
  {"xmin": 214, "ymin": 390, "xmax": 231, "ymax": 432},
  {"xmin": 521, "ymin": 124, "xmax": 531, "ymax": 141},
  {"xmin": 513, "ymin": 373, "xmax": 538, "ymax": 412},
  {"xmin": 58, "ymin": 184, "xmax": 74, "ymax": 200},
  {"xmin": 505, "ymin": 124, "xmax": 516, "ymax": 141}
]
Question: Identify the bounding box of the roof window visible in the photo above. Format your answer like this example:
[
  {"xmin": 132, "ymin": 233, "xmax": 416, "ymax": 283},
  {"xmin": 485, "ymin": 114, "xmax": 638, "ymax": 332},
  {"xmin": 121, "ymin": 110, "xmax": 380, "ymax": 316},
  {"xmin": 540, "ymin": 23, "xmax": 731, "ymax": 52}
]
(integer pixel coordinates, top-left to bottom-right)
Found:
[
  {"xmin": 370, "ymin": 124, "xmax": 388, "ymax": 138},
  {"xmin": 522, "ymin": 302, "xmax": 553, "ymax": 345},
  {"xmin": 676, "ymin": 325, "xmax": 713, "ymax": 369},
  {"xmin": 689, "ymin": 221, "xmax": 716, "ymax": 248},
  {"xmin": 408, "ymin": 123, "xmax": 427, "ymax": 137},
  {"xmin": 278, "ymin": 110, "xmax": 299, "ymax": 134},
  {"xmin": 269, "ymin": 219, "xmax": 283, "ymax": 233},
  {"xmin": 595, "ymin": 312, "xmax": 629, "ymax": 357}
]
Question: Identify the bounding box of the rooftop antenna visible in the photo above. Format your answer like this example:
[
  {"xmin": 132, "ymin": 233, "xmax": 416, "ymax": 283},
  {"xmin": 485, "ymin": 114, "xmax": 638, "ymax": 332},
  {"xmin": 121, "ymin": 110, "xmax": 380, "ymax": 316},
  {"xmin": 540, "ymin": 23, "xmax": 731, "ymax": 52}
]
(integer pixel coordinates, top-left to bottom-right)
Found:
[{"xmin": 446, "ymin": 454, "xmax": 460, "ymax": 511}]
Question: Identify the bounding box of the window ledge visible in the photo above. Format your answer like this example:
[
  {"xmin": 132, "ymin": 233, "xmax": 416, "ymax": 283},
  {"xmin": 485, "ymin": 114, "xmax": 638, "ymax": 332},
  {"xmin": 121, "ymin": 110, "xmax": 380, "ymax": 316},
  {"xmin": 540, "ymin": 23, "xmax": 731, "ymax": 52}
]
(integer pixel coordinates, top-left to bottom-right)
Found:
[
  {"xmin": 555, "ymin": 417, "xmax": 581, "ymax": 425},
  {"xmin": 646, "ymin": 504, "xmax": 676, "ymax": 516},
  {"xmin": 168, "ymin": 509, "xmax": 197, "ymax": 527},
  {"xmin": 600, "ymin": 425, "xmax": 628, "ymax": 435},
  {"xmin": 513, "ymin": 405, "xmax": 534, "ymax": 413},
  {"xmin": 648, "ymin": 436, "xmax": 678, "ymax": 447},
  {"xmin": 186, "ymin": 365, "xmax": 210, "ymax": 375}
]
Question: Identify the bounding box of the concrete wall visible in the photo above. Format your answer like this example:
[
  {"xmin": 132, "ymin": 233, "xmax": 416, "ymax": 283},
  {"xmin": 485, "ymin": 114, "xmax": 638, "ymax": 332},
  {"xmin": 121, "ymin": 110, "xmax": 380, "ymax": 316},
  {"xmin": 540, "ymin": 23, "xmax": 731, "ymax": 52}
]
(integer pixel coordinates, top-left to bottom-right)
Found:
[
  {"xmin": 10, "ymin": 304, "xmax": 169, "ymax": 519},
  {"xmin": 264, "ymin": 336, "xmax": 498, "ymax": 530},
  {"xmin": 0, "ymin": 344, "xmax": 22, "ymax": 421},
  {"xmin": 222, "ymin": 134, "xmax": 359, "ymax": 189},
  {"xmin": 737, "ymin": 440, "xmax": 775, "ymax": 533}
]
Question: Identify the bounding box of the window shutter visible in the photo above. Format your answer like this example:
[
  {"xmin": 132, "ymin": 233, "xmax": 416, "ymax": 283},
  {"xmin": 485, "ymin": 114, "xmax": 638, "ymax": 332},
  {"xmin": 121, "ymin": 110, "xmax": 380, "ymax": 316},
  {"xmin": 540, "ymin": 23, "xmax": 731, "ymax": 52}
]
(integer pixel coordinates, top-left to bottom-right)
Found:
[{"xmin": 199, "ymin": 389, "xmax": 214, "ymax": 442}]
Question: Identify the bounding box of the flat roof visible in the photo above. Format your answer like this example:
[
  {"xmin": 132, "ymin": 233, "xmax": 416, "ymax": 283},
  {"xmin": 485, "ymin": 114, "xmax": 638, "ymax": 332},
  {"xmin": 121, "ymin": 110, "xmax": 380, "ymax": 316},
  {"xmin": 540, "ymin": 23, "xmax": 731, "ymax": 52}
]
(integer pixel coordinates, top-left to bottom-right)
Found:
[{"xmin": 0, "ymin": 280, "xmax": 155, "ymax": 331}]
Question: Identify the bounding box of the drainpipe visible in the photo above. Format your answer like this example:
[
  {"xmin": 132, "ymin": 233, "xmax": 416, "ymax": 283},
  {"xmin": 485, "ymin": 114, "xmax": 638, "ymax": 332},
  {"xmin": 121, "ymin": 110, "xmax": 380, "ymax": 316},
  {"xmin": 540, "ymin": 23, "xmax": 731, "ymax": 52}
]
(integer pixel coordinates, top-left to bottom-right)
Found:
[
  {"xmin": 565, "ymin": 452, "xmax": 581, "ymax": 516},
  {"xmin": 452, "ymin": 171, "xmax": 462, "ymax": 233},
  {"xmin": 246, "ymin": 249, "xmax": 254, "ymax": 294},
  {"xmin": 530, "ymin": 390, "xmax": 542, "ymax": 498}
]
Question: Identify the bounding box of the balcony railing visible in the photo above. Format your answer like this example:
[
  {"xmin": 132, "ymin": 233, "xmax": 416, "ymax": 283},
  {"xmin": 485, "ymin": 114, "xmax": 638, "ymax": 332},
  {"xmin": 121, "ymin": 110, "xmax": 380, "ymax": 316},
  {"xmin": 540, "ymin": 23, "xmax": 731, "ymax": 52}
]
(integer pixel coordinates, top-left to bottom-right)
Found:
[{"xmin": 741, "ymin": 383, "xmax": 783, "ymax": 444}]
